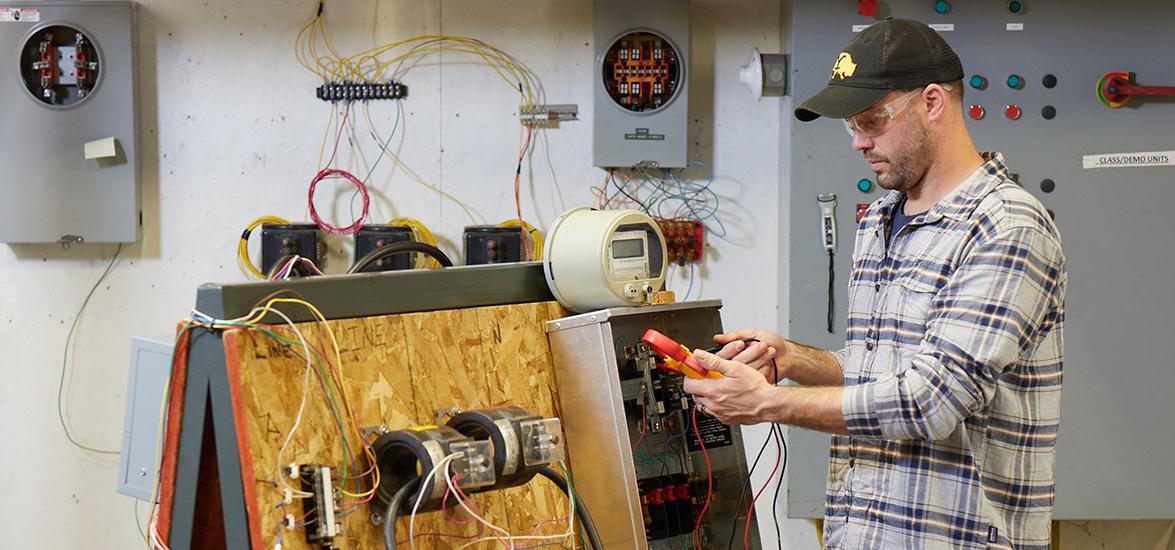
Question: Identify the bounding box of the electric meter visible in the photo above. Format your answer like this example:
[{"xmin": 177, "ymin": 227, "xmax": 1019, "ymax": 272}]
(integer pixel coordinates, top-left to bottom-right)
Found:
[{"xmin": 544, "ymin": 208, "xmax": 668, "ymax": 313}]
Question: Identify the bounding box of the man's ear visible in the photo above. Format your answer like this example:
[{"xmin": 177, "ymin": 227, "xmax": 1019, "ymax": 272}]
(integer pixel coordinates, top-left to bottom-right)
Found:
[{"xmin": 923, "ymin": 84, "xmax": 951, "ymax": 123}]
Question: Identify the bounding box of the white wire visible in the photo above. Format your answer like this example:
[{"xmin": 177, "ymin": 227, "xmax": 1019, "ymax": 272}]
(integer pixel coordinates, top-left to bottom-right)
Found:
[
  {"xmin": 452, "ymin": 461, "xmax": 576, "ymax": 549},
  {"xmin": 267, "ymin": 306, "xmax": 318, "ymax": 499},
  {"xmin": 409, "ymin": 453, "xmax": 464, "ymax": 550}
]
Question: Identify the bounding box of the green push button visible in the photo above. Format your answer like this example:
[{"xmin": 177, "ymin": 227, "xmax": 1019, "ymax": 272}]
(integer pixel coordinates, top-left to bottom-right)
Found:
[
  {"xmin": 857, "ymin": 178, "xmax": 873, "ymax": 193},
  {"xmin": 969, "ymin": 75, "xmax": 986, "ymax": 89},
  {"xmin": 934, "ymin": 0, "xmax": 950, "ymax": 14},
  {"xmin": 1008, "ymin": 0, "xmax": 1024, "ymax": 13},
  {"xmin": 1007, "ymin": 74, "xmax": 1023, "ymax": 89}
]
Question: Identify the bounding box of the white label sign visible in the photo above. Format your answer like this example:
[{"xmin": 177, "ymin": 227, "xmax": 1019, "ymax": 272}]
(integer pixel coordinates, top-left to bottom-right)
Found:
[
  {"xmin": 852, "ymin": 24, "xmax": 870, "ymax": 32},
  {"xmin": 929, "ymin": 23, "xmax": 955, "ymax": 31},
  {"xmin": 0, "ymin": 8, "xmax": 40, "ymax": 22},
  {"xmin": 1006, "ymin": 23, "xmax": 1024, "ymax": 31},
  {"xmin": 1082, "ymin": 150, "xmax": 1175, "ymax": 169}
]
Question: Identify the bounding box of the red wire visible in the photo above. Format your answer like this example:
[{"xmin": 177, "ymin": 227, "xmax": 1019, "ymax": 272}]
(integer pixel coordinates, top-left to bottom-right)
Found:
[
  {"xmin": 744, "ymin": 426, "xmax": 782, "ymax": 549},
  {"xmin": 308, "ymin": 168, "xmax": 369, "ymax": 235},
  {"xmin": 632, "ymin": 399, "xmax": 648, "ymax": 449},
  {"xmin": 692, "ymin": 406, "xmax": 713, "ymax": 550},
  {"xmin": 324, "ymin": 104, "xmax": 349, "ymax": 169}
]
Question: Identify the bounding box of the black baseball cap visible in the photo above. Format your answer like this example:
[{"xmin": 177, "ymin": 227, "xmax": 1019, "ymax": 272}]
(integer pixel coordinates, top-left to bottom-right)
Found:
[{"xmin": 794, "ymin": 18, "xmax": 963, "ymax": 122}]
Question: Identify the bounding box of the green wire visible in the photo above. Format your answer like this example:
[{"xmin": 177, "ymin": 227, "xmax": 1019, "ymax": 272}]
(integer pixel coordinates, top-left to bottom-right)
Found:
[
  {"xmin": 57, "ymin": 243, "xmax": 124, "ymax": 455},
  {"xmin": 559, "ymin": 462, "xmax": 592, "ymax": 550},
  {"xmin": 350, "ymin": 98, "xmax": 404, "ymax": 222}
]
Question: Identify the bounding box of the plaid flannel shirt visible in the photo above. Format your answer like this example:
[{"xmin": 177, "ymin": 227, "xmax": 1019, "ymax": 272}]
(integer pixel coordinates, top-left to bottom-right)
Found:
[{"xmin": 823, "ymin": 153, "xmax": 1067, "ymax": 549}]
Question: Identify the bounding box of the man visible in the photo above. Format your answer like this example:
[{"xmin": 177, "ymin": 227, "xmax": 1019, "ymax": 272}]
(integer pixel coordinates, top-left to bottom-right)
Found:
[{"xmin": 683, "ymin": 19, "xmax": 1066, "ymax": 549}]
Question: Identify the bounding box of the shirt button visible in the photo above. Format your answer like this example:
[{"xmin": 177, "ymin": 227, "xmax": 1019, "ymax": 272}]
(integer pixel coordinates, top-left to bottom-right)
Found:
[
  {"xmin": 849, "ymin": 458, "xmax": 855, "ymax": 467},
  {"xmin": 865, "ymin": 342, "xmax": 874, "ymax": 351},
  {"xmin": 874, "ymin": 283, "xmax": 880, "ymax": 291}
]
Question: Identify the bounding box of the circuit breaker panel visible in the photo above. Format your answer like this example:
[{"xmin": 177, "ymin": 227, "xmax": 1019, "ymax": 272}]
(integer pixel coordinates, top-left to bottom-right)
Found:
[
  {"xmin": 546, "ymin": 301, "xmax": 762, "ymax": 549},
  {"xmin": 786, "ymin": 1, "xmax": 1175, "ymax": 520},
  {"xmin": 0, "ymin": 1, "xmax": 137, "ymax": 243},
  {"xmin": 593, "ymin": 0, "xmax": 690, "ymax": 168}
]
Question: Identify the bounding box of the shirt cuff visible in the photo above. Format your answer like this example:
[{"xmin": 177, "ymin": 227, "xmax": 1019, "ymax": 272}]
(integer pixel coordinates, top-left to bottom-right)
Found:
[{"xmin": 841, "ymin": 378, "xmax": 886, "ymax": 439}]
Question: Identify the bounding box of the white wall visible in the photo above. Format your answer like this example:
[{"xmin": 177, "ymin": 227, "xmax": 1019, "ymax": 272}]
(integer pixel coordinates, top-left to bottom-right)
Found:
[{"xmin": 0, "ymin": 1, "xmax": 1162, "ymax": 548}]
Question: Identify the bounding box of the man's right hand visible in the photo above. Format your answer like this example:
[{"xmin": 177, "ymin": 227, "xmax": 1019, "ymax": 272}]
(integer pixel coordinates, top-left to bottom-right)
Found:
[{"xmin": 713, "ymin": 328, "xmax": 789, "ymax": 384}]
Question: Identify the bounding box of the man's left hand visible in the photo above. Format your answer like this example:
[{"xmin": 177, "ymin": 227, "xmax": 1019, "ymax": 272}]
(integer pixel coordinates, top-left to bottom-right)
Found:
[{"xmin": 683, "ymin": 349, "xmax": 776, "ymax": 425}]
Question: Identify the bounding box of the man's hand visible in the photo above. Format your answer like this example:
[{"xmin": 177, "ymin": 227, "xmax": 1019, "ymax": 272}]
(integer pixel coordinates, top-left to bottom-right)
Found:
[
  {"xmin": 682, "ymin": 349, "xmax": 777, "ymax": 425},
  {"xmin": 713, "ymin": 328, "xmax": 787, "ymax": 383}
]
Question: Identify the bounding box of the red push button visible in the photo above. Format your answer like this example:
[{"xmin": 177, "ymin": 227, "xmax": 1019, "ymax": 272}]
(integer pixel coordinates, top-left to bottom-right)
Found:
[
  {"xmin": 968, "ymin": 104, "xmax": 986, "ymax": 120},
  {"xmin": 1004, "ymin": 104, "xmax": 1022, "ymax": 120}
]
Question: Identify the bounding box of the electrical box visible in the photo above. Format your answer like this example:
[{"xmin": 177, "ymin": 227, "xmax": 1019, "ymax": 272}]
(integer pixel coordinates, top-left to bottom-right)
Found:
[
  {"xmin": 260, "ymin": 223, "xmax": 325, "ymax": 277},
  {"xmin": 118, "ymin": 336, "xmax": 172, "ymax": 501},
  {"xmin": 0, "ymin": 1, "xmax": 138, "ymax": 244},
  {"xmin": 546, "ymin": 301, "xmax": 761, "ymax": 549},
  {"xmin": 354, "ymin": 225, "xmax": 414, "ymax": 271},
  {"xmin": 593, "ymin": 0, "xmax": 690, "ymax": 168},
  {"xmin": 463, "ymin": 225, "xmax": 523, "ymax": 265}
]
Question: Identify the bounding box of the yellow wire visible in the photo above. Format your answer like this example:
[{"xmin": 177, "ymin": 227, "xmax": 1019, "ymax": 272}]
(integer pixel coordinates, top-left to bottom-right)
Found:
[
  {"xmin": 389, "ymin": 217, "xmax": 440, "ymax": 268},
  {"xmin": 499, "ymin": 219, "xmax": 544, "ymax": 261},
  {"xmin": 238, "ymin": 216, "xmax": 291, "ymax": 279}
]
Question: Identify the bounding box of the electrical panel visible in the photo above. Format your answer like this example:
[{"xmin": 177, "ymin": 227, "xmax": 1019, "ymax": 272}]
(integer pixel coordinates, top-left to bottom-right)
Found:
[
  {"xmin": 593, "ymin": 0, "xmax": 690, "ymax": 168},
  {"xmin": 546, "ymin": 301, "xmax": 762, "ymax": 549},
  {"xmin": 0, "ymin": 1, "xmax": 137, "ymax": 244},
  {"xmin": 786, "ymin": 1, "xmax": 1175, "ymax": 519},
  {"xmin": 118, "ymin": 336, "xmax": 172, "ymax": 501},
  {"xmin": 463, "ymin": 225, "xmax": 523, "ymax": 265},
  {"xmin": 354, "ymin": 225, "xmax": 414, "ymax": 271},
  {"xmin": 260, "ymin": 223, "xmax": 325, "ymax": 277}
]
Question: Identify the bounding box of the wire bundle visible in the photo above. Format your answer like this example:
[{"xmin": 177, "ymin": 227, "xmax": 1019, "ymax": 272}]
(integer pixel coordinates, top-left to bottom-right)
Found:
[{"xmin": 596, "ymin": 162, "xmax": 727, "ymax": 239}]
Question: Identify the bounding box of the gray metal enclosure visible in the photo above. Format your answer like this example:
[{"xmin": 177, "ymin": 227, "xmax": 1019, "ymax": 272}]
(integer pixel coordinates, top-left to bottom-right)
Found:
[
  {"xmin": 0, "ymin": 1, "xmax": 137, "ymax": 243},
  {"xmin": 786, "ymin": 1, "xmax": 1175, "ymax": 519}
]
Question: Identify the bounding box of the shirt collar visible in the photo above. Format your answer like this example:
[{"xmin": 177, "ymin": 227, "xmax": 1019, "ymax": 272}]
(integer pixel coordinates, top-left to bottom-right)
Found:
[{"xmin": 876, "ymin": 152, "xmax": 1009, "ymax": 225}]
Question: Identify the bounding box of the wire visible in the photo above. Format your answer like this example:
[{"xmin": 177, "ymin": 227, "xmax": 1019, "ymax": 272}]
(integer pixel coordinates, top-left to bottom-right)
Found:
[
  {"xmin": 384, "ymin": 478, "xmax": 420, "ymax": 550},
  {"xmin": 308, "ymin": 167, "xmax": 370, "ymax": 235},
  {"xmin": 237, "ymin": 215, "xmax": 291, "ymax": 279},
  {"xmin": 57, "ymin": 243, "xmax": 123, "ymax": 455},
  {"xmin": 388, "ymin": 217, "xmax": 441, "ymax": 268},
  {"xmin": 771, "ymin": 424, "xmax": 786, "ymax": 550},
  {"xmin": 691, "ymin": 406, "xmax": 714, "ymax": 550},
  {"xmin": 348, "ymin": 241, "xmax": 453, "ymax": 273},
  {"xmin": 827, "ymin": 251, "xmax": 835, "ymax": 333},
  {"xmin": 409, "ymin": 454, "xmax": 464, "ymax": 550},
  {"xmin": 498, "ymin": 218, "xmax": 544, "ymax": 261},
  {"xmin": 744, "ymin": 426, "xmax": 782, "ymax": 549},
  {"xmin": 725, "ymin": 426, "xmax": 774, "ymax": 549},
  {"xmin": 536, "ymin": 466, "xmax": 603, "ymax": 550}
]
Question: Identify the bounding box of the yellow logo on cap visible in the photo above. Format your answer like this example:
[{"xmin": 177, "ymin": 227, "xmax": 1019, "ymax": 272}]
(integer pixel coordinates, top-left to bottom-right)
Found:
[{"xmin": 831, "ymin": 52, "xmax": 857, "ymax": 80}]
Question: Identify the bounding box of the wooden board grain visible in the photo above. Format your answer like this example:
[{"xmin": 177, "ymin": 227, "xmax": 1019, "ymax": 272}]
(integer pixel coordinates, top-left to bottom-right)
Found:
[{"xmin": 225, "ymin": 301, "xmax": 573, "ymax": 550}]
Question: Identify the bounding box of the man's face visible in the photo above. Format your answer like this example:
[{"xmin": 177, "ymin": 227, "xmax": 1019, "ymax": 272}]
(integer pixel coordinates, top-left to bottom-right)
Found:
[{"xmin": 847, "ymin": 90, "xmax": 933, "ymax": 192}]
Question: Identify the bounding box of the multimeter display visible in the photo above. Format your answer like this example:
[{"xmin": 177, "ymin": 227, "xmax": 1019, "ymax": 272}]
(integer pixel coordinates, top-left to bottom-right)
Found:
[{"xmin": 611, "ymin": 238, "xmax": 645, "ymax": 259}]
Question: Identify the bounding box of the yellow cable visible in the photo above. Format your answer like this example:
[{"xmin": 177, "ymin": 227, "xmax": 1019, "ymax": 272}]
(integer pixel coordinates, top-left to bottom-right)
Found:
[
  {"xmin": 389, "ymin": 217, "xmax": 440, "ymax": 268},
  {"xmin": 499, "ymin": 219, "xmax": 544, "ymax": 261},
  {"xmin": 238, "ymin": 216, "xmax": 290, "ymax": 279}
]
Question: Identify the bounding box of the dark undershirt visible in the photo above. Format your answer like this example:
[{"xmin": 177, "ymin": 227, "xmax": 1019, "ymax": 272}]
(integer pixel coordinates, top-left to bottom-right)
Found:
[{"xmin": 886, "ymin": 195, "xmax": 926, "ymax": 246}]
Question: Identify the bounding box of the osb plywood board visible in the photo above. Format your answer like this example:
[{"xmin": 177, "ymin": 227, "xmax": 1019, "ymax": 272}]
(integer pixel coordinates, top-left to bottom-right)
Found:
[{"xmin": 225, "ymin": 301, "xmax": 573, "ymax": 549}]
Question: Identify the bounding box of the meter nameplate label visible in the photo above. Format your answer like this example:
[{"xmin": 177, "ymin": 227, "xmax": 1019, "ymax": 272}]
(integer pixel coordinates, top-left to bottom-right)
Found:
[
  {"xmin": 1082, "ymin": 150, "xmax": 1175, "ymax": 170},
  {"xmin": 1, "ymin": 8, "xmax": 40, "ymax": 22}
]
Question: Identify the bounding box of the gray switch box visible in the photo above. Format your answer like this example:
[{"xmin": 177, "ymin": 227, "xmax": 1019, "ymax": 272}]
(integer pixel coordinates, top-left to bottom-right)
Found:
[
  {"xmin": 592, "ymin": 0, "xmax": 689, "ymax": 168},
  {"xmin": 0, "ymin": 1, "xmax": 137, "ymax": 243},
  {"xmin": 117, "ymin": 336, "xmax": 172, "ymax": 501}
]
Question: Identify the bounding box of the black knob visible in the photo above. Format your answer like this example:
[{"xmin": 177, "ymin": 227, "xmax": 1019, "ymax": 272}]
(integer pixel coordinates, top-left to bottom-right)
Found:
[
  {"xmin": 1041, "ymin": 105, "xmax": 1056, "ymax": 120},
  {"xmin": 1042, "ymin": 74, "xmax": 1058, "ymax": 89},
  {"xmin": 1040, "ymin": 179, "xmax": 1055, "ymax": 193}
]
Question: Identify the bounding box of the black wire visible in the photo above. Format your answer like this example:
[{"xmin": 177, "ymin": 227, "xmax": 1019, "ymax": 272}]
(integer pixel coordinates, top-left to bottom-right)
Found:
[
  {"xmin": 349, "ymin": 241, "xmax": 453, "ymax": 273},
  {"xmin": 826, "ymin": 251, "xmax": 835, "ymax": 333},
  {"xmin": 383, "ymin": 478, "xmax": 420, "ymax": 550},
  {"xmin": 536, "ymin": 466, "xmax": 604, "ymax": 550},
  {"xmin": 265, "ymin": 254, "xmax": 318, "ymax": 279},
  {"xmin": 771, "ymin": 424, "xmax": 787, "ymax": 550},
  {"xmin": 725, "ymin": 428, "xmax": 773, "ymax": 549}
]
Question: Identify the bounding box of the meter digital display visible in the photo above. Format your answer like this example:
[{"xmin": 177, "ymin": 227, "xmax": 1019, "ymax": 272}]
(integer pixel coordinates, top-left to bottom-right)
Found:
[{"xmin": 611, "ymin": 238, "xmax": 644, "ymax": 259}]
